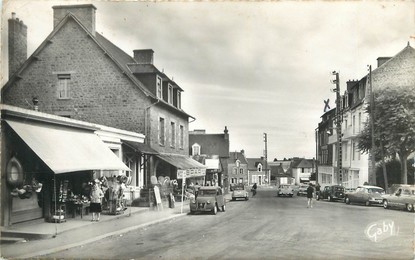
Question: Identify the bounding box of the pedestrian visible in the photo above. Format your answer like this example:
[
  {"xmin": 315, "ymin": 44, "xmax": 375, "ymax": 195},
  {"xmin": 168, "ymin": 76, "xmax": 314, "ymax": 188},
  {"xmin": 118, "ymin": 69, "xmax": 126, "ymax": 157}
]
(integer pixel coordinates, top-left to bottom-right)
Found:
[
  {"xmin": 315, "ymin": 183, "xmax": 321, "ymax": 200},
  {"xmin": 251, "ymin": 183, "xmax": 257, "ymax": 197},
  {"xmin": 307, "ymin": 182, "xmax": 314, "ymax": 208},
  {"xmin": 90, "ymin": 179, "xmax": 104, "ymax": 221}
]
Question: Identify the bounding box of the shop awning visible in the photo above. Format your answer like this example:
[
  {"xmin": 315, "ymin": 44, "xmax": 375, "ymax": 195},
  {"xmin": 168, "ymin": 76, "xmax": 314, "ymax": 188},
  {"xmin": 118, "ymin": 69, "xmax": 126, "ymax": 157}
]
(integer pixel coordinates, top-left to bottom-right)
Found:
[
  {"xmin": 123, "ymin": 140, "xmax": 159, "ymax": 155},
  {"xmin": 6, "ymin": 120, "xmax": 131, "ymax": 174},
  {"xmin": 157, "ymin": 154, "xmax": 207, "ymax": 179}
]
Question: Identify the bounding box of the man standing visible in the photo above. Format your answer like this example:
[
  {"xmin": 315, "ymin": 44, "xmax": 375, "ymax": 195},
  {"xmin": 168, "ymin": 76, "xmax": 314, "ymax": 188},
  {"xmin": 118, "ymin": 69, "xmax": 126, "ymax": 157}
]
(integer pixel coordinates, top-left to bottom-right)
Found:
[{"xmin": 307, "ymin": 183, "xmax": 314, "ymax": 208}]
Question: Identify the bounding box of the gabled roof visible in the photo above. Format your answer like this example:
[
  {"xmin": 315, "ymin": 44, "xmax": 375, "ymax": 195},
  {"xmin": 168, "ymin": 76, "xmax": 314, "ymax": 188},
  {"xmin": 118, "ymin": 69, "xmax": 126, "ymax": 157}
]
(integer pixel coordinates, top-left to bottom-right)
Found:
[
  {"xmin": 227, "ymin": 152, "xmax": 248, "ymax": 165},
  {"xmin": 189, "ymin": 133, "xmax": 229, "ymax": 157},
  {"xmin": 246, "ymin": 158, "xmax": 266, "ymax": 170},
  {"xmin": 270, "ymin": 165, "xmax": 286, "ymax": 177},
  {"xmin": 2, "ymin": 12, "xmax": 190, "ymax": 117},
  {"xmin": 291, "ymin": 158, "xmax": 314, "ymax": 168}
]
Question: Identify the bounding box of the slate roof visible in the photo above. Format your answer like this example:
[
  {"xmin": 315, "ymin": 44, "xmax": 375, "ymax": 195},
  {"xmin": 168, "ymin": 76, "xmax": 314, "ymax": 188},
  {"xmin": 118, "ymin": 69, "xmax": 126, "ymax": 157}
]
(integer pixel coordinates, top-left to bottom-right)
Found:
[
  {"xmin": 270, "ymin": 165, "xmax": 287, "ymax": 177},
  {"xmin": 246, "ymin": 158, "xmax": 266, "ymax": 170},
  {"xmin": 227, "ymin": 152, "xmax": 248, "ymax": 165},
  {"xmin": 189, "ymin": 133, "xmax": 229, "ymax": 157},
  {"xmin": 290, "ymin": 158, "xmax": 314, "ymax": 168},
  {"xmin": 2, "ymin": 12, "xmax": 189, "ymax": 116}
]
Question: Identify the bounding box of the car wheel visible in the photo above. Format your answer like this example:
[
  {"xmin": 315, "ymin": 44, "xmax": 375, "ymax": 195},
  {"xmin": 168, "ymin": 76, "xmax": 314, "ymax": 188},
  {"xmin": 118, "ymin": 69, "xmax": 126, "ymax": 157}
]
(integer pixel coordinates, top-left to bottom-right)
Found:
[
  {"xmin": 232, "ymin": 198, "xmax": 236, "ymax": 201},
  {"xmin": 245, "ymin": 196, "xmax": 249, "ymax": 201},
  {"xmin": 222, "ymin": 204, "xmax": 226, "ymax": 212},
  {"xmin": 345, "ymin": 197, "xmax": 350, "ymax": 204},
  {"xmin": 383, "ymin": 200, "xmax": 389, "ymax": 209},
  {"xmin": 328, "ymin": 195, "xmax": 332, "ymax": 202},
  {"xmin": 365, "ymin": 201, "xmax": 371, "ymax": 207},
  {"xmin": 289, "ymin": 194, "xmax": 293, "ymax": 197},
  {"xmin": 406, "ymin": 203, "xmax": 414, "ymax": 212},
  {"xmin": 212, "ymin": 205, "xmax": 217, "ymax": 215}
]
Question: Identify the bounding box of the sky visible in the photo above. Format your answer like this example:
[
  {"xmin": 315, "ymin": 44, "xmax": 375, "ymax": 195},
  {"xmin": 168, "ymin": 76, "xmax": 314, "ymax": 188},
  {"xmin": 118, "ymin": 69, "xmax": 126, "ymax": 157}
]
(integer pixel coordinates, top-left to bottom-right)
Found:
[{"xmin": 1, "ymin": 0, "xmax": 414, "ymax": 159}]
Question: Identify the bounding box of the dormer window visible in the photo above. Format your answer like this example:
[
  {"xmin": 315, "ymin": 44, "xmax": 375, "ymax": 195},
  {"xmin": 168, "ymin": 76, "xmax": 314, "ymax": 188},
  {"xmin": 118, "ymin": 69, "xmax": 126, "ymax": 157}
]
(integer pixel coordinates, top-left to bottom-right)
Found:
[
  {"xmin": 236, "ymin": 160, "xmax": 240, "ymax": 168},
  {"xmin": 258, "ymin": 163, "xmax": 262, "ymax": 172},
  {"xmin": 168, "ymin": 84, "xmax": 173, "ymax": 104},
  {"xmin": 156, "ymin": 76, "xmax": 162, "ymax": 99},
  {"xmin": 192, "ymin": 143, "xmax": 201, "ymax": 156},
  {"xmin": 177, "ymin": 91, "xmax": 181, "ymax": 109}
]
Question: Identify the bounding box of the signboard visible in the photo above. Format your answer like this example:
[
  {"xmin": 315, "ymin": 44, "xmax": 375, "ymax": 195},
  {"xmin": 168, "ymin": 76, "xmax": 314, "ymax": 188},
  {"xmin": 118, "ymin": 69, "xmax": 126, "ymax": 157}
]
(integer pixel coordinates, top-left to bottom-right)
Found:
[{"xmin": 153, "ymin": 186, "xmax": 162, "ymax": 211}]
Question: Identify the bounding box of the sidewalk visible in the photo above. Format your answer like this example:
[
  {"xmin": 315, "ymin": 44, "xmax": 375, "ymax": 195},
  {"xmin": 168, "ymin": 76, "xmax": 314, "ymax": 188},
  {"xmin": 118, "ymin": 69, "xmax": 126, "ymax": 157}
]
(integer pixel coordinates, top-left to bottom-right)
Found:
[{"xmin": 1, "ymin": 201, "xmax": 190, "ymax": 259}]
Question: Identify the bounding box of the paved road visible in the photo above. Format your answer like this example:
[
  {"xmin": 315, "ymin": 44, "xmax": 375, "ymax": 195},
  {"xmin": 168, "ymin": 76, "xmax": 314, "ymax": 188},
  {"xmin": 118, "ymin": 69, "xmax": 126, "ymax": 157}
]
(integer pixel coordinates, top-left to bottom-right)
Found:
[{"xmin": 44, "ymin": 188, "xmax": 414, "ymax": 259}]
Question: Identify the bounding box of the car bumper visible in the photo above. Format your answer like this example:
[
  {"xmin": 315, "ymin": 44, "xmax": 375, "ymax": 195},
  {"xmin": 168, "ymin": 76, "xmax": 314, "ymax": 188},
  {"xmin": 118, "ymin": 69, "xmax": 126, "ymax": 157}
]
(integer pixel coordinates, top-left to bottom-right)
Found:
[
  {"xmin": 369, "ymin": 199, "xmax": 383, "ymax": 204},
  {"xmin": 190, "ymin": 203, "xmax": 214, "ymax": 212}
]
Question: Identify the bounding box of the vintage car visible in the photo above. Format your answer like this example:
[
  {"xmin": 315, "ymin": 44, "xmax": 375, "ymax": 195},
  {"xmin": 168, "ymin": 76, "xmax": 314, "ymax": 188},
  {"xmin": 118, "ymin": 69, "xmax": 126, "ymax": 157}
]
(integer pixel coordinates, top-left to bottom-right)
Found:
[
  {"xmin": 231, "ymin": 183, "xmax": 249, "ymax": 201},
  {"xmin": 382, "ymin": 185, "xmax": 415, "ymax": 212},
  {"xmin": 189, "ymin": 186, "xmax": 226, "ymax": 215},
  {"xmin": 297, "ymin": 184, "xmax": 308, "ymax": 196},
  {"xmin": 344, "ymin": 185, "xmax": 385, "ymax": 206},
  {"xmin": 321, "ymin": 185, "xmax": 345, "ymax": 202},
  {"xmin": 277, "ymin": 184, "xmax": 294, "ymax": 197}
]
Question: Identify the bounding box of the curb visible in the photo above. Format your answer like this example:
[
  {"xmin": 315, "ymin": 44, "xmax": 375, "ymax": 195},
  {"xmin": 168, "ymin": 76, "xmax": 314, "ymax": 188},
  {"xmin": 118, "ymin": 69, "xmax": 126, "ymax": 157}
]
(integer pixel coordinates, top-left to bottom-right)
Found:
[{"xmin": 15, "ymin": 212, "xmax": 187, "ymax": 259}]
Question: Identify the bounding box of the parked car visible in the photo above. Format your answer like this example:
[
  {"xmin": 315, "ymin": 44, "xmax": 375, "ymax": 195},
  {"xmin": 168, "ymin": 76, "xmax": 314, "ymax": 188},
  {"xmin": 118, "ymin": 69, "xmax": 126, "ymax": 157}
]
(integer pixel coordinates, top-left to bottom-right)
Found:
[
  {"xmin": 382, "ymin": 185, "xmax": 415, "ymax": 212},
  {"xmin": 321, "ymin": 185, "xmax": 345, "ymax": 202},
  {"xmin": 231, "ymin": 183, "xmax": 249, "ymax": 201},
  {"xmin": 344, "ymin": 185, "xmax": 385, "ymax": 206},
  {"xmin": 277, "ymin": 185, "xmax": 294, "ymax": 197},
  {"xmin": 297, "ymin": 184, "xmax": 308, "ymax": 196},
  {"xmin": 190, "ymin": 186, "xmax": 226, "ymax": 215}
]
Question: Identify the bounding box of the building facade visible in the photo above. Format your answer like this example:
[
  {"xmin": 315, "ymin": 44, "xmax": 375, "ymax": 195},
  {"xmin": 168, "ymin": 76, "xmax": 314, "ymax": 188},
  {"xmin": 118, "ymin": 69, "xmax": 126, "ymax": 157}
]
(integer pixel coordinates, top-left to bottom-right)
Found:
[{"xmin": 2, "ymin": 5, "xmax": 205, "ymax": 198}]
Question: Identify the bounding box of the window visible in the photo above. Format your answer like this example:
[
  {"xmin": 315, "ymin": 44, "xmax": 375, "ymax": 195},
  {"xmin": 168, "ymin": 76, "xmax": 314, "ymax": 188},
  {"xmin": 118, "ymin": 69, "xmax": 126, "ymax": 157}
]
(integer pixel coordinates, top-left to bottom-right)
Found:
[
  {"xmin": 57, "ymin": 74, "xmax": 71, "ymax": 99},
  {"xmin": 239, "ymin": 168, "xmax": 243, "ymax": 174},
  {"xmin": 353, "ymin": 115, "xmax": 356, "ymax": 134},
  {"xmin": 159, "ymin": 117, "xmax": 165, "ymax": 146},
  {"xmin": 358, "ymin": 112, "xmax": 362, "ymax": 133},
  {"xmin": 234, "ymin": 168, "xmax": 238, "ymax": 174},
  {"xmin": 179, "ymin": 125, "xmax": 184, "ymax": 149},
  {"xmin": 301, "ymin": 168, "xmax": 305, "ymax": 173},
  {"xmin": 170, "ymin": 122, "xmax": 176, "ymax": 147},
  {"xmin": 258, "ymin": 164, "xmax": 262, "ymax": 172},
  {"xmin": 192, "ymin": 143, "xmax": 200, "ymax": 156},
  {"xmin": 236, "ymin": 160, "xmax": 240, "ymax": 167},
  {"xmin": 177, "ymin": 91, "xmax": 181, "ymax": 109},
  {"xmin": 168, "ymin": 84, "xmax": 173, "ymax": 104},
  {"xmin": 352, "ymin": 141, "xmax": 355, "ymax": 161},
  {"xmin": 156, "ymin": 76, "xmax": 162, "ymax": 99},
  {"xmin": 239, "ymin": 178, "xmax": 243, "ymax": 183}
]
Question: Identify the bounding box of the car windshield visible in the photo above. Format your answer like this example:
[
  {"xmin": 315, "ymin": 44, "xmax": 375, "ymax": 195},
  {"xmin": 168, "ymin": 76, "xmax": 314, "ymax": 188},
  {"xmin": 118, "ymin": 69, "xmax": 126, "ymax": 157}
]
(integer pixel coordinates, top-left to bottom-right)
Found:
[
  {"xmin": 367, "ymin": 188, "xmax": 384, "ymax": 194},
  {"xmin": 334, "ymin": 187, "xmax": 344, "ymax": 191},
  {"xmin": 234, "ymin": 186, "xmax": 244, "ymax": 190},
  {"xmin": 198, "ymin": 190, "xmax": 216, "ymax": 196}
]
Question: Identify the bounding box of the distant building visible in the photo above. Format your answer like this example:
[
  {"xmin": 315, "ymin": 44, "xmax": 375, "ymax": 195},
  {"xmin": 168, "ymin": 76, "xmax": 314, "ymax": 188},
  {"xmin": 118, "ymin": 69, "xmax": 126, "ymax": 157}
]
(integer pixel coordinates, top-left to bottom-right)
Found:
[
  {"xmin": 289, "ymin": 158, "xmax": 315, "ymax": 185},
  {"xmin": 189, "ymin": 127, "xmax": 230, "ymax": 187},
  {"xmin": 225, "ymin": 151, "xmax": 249, "ymax": 192},
  {"xmin": 268, "ymin": 161, "xmax": 294, "ymax": 185},
  {"xmin": 246, "ymin": 157, "xmax": 269, "ymax": 186}
]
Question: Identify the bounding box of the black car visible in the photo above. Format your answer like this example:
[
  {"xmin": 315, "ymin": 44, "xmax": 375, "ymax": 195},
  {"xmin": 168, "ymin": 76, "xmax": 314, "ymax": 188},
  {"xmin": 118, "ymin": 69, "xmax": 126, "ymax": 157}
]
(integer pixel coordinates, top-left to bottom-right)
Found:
[{"xmin": 321, "ymin": 185, "xmax": 345, "ymax": 202}]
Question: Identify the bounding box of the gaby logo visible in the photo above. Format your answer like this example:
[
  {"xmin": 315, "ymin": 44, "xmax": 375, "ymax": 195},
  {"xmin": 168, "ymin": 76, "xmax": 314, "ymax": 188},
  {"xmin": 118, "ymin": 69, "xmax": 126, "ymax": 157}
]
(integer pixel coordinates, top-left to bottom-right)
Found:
[{"xmin": 365, "ymin": 219, "xmax": 399, "ymax": 242}]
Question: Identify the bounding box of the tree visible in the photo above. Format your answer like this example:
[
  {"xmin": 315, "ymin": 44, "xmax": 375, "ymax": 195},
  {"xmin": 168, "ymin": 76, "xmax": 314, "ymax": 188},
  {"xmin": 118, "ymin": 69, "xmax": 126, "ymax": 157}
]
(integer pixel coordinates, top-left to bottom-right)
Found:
[{"xmin": 358, "ymin": 86, "xmax": 415, "ymax": 184}]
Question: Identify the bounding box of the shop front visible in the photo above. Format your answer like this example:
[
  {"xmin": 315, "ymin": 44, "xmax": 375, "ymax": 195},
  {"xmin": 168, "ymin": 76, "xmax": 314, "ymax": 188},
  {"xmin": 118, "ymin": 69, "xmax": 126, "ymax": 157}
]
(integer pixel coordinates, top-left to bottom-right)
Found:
[
  {"xmin": 1, "ymin": 106, "xmax": 131, "ymax": 226},
  {"xmin": 155, "ymin": 154, "xmax": 207, "ymax": 202}
]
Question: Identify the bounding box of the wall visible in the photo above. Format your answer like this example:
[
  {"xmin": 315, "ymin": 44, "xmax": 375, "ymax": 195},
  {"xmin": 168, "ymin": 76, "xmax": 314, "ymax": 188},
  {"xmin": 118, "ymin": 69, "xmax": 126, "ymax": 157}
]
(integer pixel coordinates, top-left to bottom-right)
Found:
[{"xmin": 3, "ymin": 18, "xmax": 150, "ymax": 134}]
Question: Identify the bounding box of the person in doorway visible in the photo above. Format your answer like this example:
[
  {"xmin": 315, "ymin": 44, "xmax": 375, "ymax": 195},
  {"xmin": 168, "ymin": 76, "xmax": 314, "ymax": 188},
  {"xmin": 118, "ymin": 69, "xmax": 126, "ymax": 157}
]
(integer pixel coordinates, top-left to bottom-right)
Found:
[
  {"xmin": 307, "ymin": 183, "xmax": 314, "ymax": 208},
  {"xmin": 251, "ymin": 183, "xmax": 257, "ymax": 197},
  {"xmin": 90, "ymin": 179, "xmax": 104, "ymax": 221}
]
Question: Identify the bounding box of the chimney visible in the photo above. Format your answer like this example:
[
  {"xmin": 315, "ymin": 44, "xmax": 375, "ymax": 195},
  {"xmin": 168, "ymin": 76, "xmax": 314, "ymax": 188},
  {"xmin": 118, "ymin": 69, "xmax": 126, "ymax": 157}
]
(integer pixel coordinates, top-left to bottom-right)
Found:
[
  {"xmin": 377, "ymin": 57, "xmax": 391, "ymax": 68},
  {"xmin": 8, "ymin": 12, "xmax": 27, "ymax": 78},
  {"xmin": 224, "ymin": 126, "xmax": 229, "ymax": 140},
  {"xmin": 52, "ymin": 4, "xmax": 96, "ymax": 36},
  {"xmin": 240, "ymin": 149, "xmax": 245, "ymax": 155},
  {"xmin": 134, "ymin": 49, "xmax": 154, "ymax": 64}
]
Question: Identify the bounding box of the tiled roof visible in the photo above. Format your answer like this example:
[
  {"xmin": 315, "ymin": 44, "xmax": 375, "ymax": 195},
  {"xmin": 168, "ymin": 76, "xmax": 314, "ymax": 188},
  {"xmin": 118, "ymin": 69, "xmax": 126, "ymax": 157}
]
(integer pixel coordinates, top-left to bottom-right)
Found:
[
  {"xmin": 291, "ymin": 158, "xmax": 313, "ymax": 168},
  {"xmin": 246, "ymin": 158, "xmax": 266, "ymax": 170},
  {"xmin": 189, "ymin": 133, "xmax": 229, "ymax": 157}
]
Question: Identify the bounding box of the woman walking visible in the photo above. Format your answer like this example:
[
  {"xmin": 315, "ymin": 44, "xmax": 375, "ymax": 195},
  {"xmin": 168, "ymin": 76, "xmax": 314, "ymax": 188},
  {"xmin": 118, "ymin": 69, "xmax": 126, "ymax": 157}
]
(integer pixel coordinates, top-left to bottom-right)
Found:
[{"xmin": 90, "ymin": 179, "xmax": 104, "ymax": 221}]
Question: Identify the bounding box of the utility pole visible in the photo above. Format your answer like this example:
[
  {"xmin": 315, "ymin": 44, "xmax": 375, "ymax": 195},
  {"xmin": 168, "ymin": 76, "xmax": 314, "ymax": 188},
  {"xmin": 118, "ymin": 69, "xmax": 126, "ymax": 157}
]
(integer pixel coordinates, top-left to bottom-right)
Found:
[
  {"xmin": 332, "ymin": 71, "xmax": 342, "ymax": 185},
  {"xmin": 263, "ymin": 133, "xmax": 269, "ymax": 186}
]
